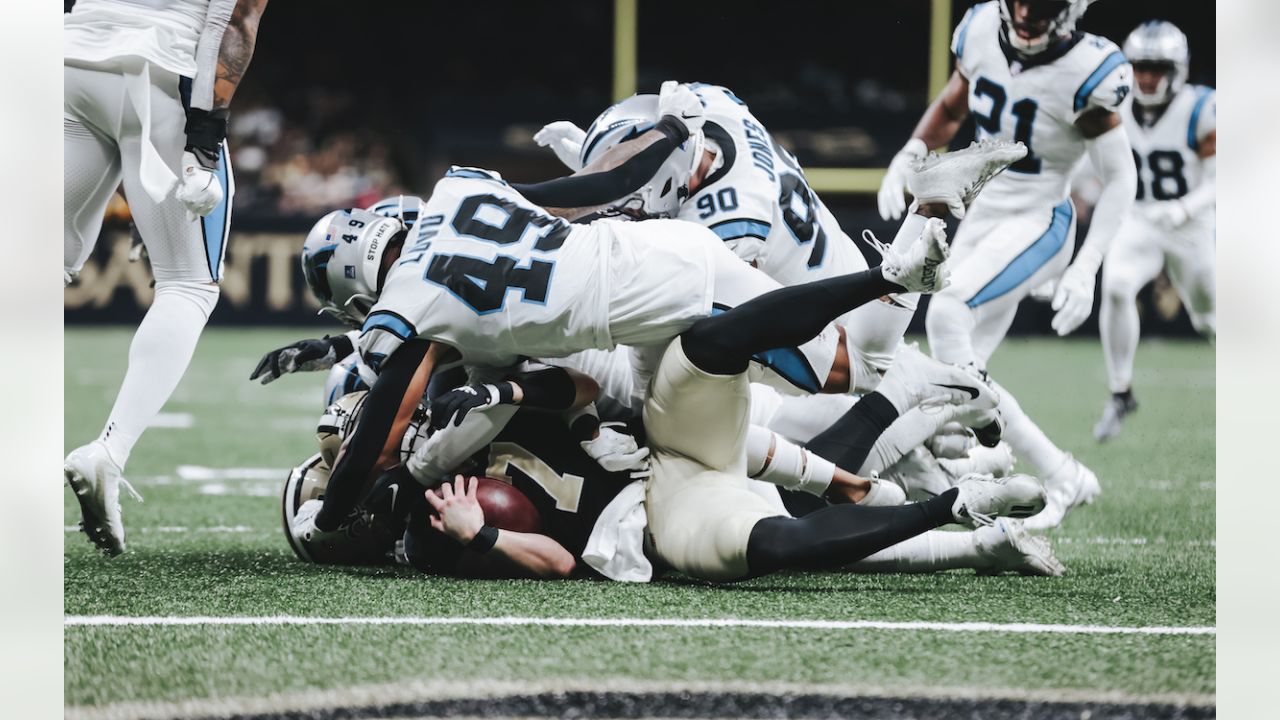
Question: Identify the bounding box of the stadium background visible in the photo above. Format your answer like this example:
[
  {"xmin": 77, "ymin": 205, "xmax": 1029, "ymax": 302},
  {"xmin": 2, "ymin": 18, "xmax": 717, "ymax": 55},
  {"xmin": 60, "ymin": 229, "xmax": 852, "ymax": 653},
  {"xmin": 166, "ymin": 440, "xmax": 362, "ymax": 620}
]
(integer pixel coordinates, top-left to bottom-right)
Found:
[{"xmin": 63, "ymin": 0, "xmax": 1215, "ymax": 332}]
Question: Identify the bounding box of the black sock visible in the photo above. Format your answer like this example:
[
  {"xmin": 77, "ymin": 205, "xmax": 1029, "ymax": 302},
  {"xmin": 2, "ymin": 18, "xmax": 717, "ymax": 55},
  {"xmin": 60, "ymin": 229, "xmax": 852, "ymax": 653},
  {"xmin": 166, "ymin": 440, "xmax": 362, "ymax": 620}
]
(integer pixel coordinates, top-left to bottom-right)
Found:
[
  {"xmin": 745, "ymin": 488, "xmax": 958, "ymax": 576},
  {"xmin": 803, "ymin": 391, "xmax": 899, "ymax": 472},
  {"xmin": 683, "ymin": 268, "xmax": 895, "ymax": 376}
]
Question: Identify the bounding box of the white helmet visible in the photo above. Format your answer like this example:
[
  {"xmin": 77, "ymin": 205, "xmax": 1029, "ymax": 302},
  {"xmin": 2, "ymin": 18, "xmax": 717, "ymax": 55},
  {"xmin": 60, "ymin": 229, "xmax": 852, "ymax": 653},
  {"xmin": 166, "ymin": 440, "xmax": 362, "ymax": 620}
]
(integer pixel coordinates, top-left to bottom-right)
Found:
[
  {"xmin": 579, "ymin": 94, "xmax": 706, "ymax": 218},
  {"xmin": 998, "ymin": 0, "xmax": 1094, "ymax": 56},
  {"xmin": 300, "ymin": 208, "xmax": 407, "ymax": 327},
  {"xmin": 1123, "ymin": 20, "xmax": 1189, "ymax": 107},
  {"xmin": 365, "ymin": 195, "xmax": 428, "ymax": 229}
]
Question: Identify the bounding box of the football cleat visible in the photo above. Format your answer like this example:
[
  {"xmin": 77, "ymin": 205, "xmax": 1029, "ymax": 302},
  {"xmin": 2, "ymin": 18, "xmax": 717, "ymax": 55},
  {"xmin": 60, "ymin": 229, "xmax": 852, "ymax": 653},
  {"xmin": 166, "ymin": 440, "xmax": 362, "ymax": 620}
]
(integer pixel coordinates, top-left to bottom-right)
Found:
[
  {"xmin": 974, "ymin": 518, "xmax": 1066, "ymax": 577},
  {"xmin": 872, "ymin": 217, "xmax": 951, "ymax": 293},
  {"xmin": 879, "ymin": 343, "xmax": 999, "ymax": 411},
  {"xmin": 1023, "ymin": 454, "xmax": 1101, "ymax": 531},
  {"xmin": 907, "ymin": 139, "xmax": 1027, "ymax": 218},
  {"xmin": 951, "ymin": 473, "xmax": 1046, "ymax": 529},
  {"xmin": 1093, "ymin": 392, "xmax": 1139, "ymax": 442},
  {"xmin": 64, "ymin": 441, "xmax": 143, "ymax": 557}
]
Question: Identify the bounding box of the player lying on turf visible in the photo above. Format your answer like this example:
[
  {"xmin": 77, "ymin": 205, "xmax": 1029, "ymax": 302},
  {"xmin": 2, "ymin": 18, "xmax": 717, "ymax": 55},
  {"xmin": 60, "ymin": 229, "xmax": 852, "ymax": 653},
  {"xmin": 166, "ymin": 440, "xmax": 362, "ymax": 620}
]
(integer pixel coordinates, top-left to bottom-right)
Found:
[{"xmin": 284, "ymin": 388, "xmax": 1062, "ymax": 579}]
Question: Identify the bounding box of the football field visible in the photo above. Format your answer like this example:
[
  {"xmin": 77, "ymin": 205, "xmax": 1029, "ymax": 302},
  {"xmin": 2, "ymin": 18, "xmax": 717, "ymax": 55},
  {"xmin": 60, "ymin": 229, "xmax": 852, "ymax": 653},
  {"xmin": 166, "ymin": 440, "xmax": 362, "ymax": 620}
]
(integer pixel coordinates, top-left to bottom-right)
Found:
[{"xmin": 63, "ymin": 327, "xmax": 1216, "ymax": 719}]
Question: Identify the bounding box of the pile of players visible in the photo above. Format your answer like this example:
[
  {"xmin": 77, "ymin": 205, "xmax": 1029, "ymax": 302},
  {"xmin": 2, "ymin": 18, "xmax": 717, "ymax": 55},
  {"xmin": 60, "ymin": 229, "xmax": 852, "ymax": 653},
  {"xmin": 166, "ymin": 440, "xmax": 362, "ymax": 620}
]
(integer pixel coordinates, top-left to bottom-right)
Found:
[{"xmin": 67, "ymin": 2, "xmax": 1215, "ymax": 584}]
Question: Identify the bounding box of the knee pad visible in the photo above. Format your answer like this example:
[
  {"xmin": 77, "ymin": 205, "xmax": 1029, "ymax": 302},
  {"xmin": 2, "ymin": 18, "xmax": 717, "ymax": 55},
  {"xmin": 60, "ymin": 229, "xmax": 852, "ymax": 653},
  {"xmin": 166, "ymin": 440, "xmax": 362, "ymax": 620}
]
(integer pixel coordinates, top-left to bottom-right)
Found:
[{"xmin": 153, "ymin": 280, "xmax": 220, "ymax": 321}]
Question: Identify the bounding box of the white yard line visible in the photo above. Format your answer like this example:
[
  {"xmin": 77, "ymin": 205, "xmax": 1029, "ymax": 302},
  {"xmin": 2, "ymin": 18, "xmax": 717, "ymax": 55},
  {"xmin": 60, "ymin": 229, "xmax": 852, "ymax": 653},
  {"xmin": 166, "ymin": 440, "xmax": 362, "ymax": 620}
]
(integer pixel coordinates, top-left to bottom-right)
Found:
[
  {"xmin": 64, "ymin": 526, "xmax": 259, "ymax": 534},
  {"xmin": 175, "ymin": 466, "xmax": 285, "ymax": 481},
  {"xmin": 63, "ymin": 615, "xmax": 1215, "ymax": 635}
]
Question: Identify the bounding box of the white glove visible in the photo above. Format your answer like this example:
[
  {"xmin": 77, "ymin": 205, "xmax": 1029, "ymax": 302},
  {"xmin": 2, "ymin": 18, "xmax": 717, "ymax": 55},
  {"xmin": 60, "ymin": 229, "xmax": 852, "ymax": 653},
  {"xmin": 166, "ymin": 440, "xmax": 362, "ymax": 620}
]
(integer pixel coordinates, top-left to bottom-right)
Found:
[
  {"xmin": 878, "ymin": 138, "xmax": 928, "ymax": 221},
  {"xmin": 1050, "ymin": 248, "xmax": 1102, "ymax": 336},
  {"xmin": 1144, "ymin": 200, "xmax": 1189, "ymax": 230},
  {"xmin": 657, "ymin": 80, "xmax": 705, "ymax": 135},
  {"xmin": 581, "ymin": 424, "xmax": 651, "ymax": 475},
  {"xmin": 174, "ymin": 150, "xmax": 223, "ymax": 220},
  {"xmin": 290, "ymin": 499, "xmax": 345, "ymax": 547},
  {"xmin": 534, "ymin": 121, "xmax": 586, "ymax": 171}
]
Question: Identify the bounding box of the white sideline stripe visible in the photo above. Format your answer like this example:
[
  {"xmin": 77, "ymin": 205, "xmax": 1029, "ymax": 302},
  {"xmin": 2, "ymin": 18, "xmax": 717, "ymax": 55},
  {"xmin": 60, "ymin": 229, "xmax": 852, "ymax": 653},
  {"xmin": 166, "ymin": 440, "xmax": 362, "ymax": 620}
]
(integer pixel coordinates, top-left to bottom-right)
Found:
[
  {"xmin": 64, "ymin": 525, "xmax": 259, "ymax": 534},
  {"xmin": 175, "ymin": 465, "xmax": 285, "ymax": 481},
  {"xmin": 63, "ymin": 615, "xmax": 1215, "ymax": 635}
]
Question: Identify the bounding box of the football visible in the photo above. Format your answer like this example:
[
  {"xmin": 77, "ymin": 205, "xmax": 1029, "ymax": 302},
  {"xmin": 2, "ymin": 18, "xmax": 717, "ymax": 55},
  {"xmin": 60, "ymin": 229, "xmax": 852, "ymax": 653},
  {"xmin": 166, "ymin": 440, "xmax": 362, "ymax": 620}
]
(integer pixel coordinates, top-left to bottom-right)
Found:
[{"xmin": 470, "ymin": 476, "xmax": 543, "ymax": 533}]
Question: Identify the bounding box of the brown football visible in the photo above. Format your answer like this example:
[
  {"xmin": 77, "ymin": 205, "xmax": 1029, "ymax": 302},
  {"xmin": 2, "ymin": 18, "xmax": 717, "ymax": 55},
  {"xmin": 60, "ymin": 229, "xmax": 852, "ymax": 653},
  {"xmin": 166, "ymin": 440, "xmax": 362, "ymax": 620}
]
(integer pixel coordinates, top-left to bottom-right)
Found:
[{"xmin": 469, "ymin": 476, "xmax": 542, "ymax": 533}]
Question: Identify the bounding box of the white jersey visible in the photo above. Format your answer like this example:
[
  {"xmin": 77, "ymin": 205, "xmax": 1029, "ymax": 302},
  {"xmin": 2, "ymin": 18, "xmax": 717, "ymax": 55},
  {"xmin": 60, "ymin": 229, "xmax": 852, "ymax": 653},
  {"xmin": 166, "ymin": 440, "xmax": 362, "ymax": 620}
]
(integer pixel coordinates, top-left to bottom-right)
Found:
[
  {"xmin": 64, "ymin": 0, "xmax": 227, "ymax": 77},
  {"xmin": 1126, "ymin": 85, "xmax": 1215, "ymax": 210},
  {"xmin": 952, "ymin": 1, "xmax": 1133, "ymax": 212},
  {"xmin": 360, "ymin": 168, "xmax": 611, "ymax": 371},
  {"xmin": 676, "ymin": 84, "xmax": 854, "ymax": 287}
]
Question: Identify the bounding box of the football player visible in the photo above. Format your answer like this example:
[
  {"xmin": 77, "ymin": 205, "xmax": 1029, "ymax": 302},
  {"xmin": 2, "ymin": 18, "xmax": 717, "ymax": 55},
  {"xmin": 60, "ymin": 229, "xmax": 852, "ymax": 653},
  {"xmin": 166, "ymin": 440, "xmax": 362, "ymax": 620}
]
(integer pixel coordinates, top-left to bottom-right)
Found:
[
  {"xmin": 877, "ymin": 0, "xmax": 1138, "ymax": 529},
  {"xmin": 290, "ymin": 139, "xmax": 1026, "ymax": 542},
  {"xmin": 1094, "ymin": 21, "xmax": 1215, "ymax": 441},
  {"xmin": 64, "ymin": 0, "xmax": 269, "ymax": 555},
  {"xmin": 536, "ymin": 82, "xmax": 941, "ymax": 389}
]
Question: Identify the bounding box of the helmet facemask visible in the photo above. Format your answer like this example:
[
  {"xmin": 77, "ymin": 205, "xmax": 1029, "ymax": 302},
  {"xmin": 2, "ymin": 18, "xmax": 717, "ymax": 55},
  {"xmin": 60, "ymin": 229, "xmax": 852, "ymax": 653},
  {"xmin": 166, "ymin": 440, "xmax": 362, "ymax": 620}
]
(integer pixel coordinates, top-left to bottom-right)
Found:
[{"xmin": 998, "ymin": 0, "xmax": 1092, "ymax": 57}]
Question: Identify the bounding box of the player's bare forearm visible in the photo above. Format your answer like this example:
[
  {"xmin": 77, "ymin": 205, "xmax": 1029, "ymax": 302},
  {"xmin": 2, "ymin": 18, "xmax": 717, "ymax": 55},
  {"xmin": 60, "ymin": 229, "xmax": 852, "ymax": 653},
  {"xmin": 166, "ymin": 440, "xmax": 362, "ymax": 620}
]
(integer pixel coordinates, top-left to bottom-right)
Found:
[
  {"xmin": 213, "ymin": 0, "xmax": 268, "ymax": 110},
  {"xmin": 373, "ymin": 344, "xmax": 442, "ymax": 471},
  {"xmin": 912, "ymin": 70, "xmax": 970, "ymax": 149},
  {"xmin": 479, "ymin": 531, "xmax": 578, "ymax": 579}
]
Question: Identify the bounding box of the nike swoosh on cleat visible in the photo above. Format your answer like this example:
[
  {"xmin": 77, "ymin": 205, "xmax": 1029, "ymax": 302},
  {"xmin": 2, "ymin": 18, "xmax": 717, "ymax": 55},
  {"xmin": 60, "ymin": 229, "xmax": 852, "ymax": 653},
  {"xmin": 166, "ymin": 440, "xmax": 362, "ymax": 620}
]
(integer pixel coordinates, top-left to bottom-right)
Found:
[
  {"xmin": 388, "ymin": 484, "xmax": 399, "ymax": 509},
  {"xmin": 934, "ymin": 383, "xmax": 980, "ymax": 399}
]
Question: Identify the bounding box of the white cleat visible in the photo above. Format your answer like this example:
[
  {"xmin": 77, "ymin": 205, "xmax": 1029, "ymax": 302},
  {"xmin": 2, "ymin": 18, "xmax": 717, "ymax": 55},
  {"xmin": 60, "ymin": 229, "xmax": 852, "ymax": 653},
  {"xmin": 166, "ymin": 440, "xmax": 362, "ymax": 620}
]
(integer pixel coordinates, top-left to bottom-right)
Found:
[
  {"xmin": 907, "ymin": 139, "xmax": 1028, "ymax": 218},
  {"xmin": 880, "ymin": 343, "xmax": 999, "ymax": 411},
  {"xmin": 884, "ymin": 446, "xmax": 955, "ymax": 503},
  {"xmin": 872, "ymin": 217, "xmax": 950, "ymax": 293},
  {"xmin": 975, "ymin": 518, "xmax": 1066, "ymax": 577},
  {"xmin": 950, "ymin": 473, "xmax": 1046, "ymax": 529},
  {"xmin": 1022, "ymin": 454, "xmax": 1100, "ymax": 531},
  {"xmin": 64, "ymin": 441, "xmax": 142, "ymax": 557},
  {"xmin": 940, "ymin": 442, "xmax": 1016, "ymax": 480}
]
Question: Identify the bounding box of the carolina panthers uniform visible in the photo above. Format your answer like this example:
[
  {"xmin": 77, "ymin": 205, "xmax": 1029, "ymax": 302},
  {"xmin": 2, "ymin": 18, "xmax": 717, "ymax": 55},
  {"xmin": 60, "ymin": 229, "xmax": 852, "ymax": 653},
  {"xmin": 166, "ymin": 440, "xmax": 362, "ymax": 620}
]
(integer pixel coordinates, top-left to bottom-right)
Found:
[
  {"xmin": 1103, "ymin": 85, "xmax": 1216, "ymax": 333},
  {"xmin": 676, "ymin": 85, "xmax": 910, "ymax": 372},
  {"xmin": 401, "ymin": 411, "xmax": 639, "ymax": 577},
  {"xmin": 64, "ymin": 0, "xmax": 235, "ymax": 283},
  {"xmin": 928, "ymin": 0, "xmax": 1132, "ymax": 365},
  {"xmin": 361, "ymin": 167, "xmax": 841, "ymax": 394}
]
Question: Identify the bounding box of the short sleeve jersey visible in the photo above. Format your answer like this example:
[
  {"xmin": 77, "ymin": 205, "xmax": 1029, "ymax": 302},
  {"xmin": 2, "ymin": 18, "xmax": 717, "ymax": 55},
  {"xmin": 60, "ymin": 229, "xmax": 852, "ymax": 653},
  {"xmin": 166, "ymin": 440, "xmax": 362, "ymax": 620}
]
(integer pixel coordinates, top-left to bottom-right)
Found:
[
  {"xmin": 359, "ymin": 168, "xmax": 612, "ymax": 372},
  {"xmin": 951, "ymin": 2, "xmax": 1133, "ymax": 211},
  {"xmin": 1125, "ymin": 84, "xmax": 1215, "ymax": 208}
]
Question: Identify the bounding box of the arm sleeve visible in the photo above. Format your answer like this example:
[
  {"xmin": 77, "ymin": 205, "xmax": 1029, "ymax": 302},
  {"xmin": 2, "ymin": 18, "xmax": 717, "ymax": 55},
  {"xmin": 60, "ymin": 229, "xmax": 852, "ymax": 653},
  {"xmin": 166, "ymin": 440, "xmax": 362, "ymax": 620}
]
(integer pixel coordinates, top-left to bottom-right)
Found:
[
  {"xmin": 405, "ymin": 404, "xmax": 518, "ymax": 487},
  {"xmin": 190, "ymin": 0, "xmax": 237, "ymax": 110},
  {"xmin": 511, "ymin": 116, "xmax": 690, "ymax": 209},
  {"xmin": 1075, "ymin": 123, "xmax": 1138, "ymax": 271},
  {"xmin": 510, "ymin": 365, "xmax": 582, "ymax": 411},
  {"xmin": 317, "ymin": 339, "xmax": 430, "ymax": 529}
]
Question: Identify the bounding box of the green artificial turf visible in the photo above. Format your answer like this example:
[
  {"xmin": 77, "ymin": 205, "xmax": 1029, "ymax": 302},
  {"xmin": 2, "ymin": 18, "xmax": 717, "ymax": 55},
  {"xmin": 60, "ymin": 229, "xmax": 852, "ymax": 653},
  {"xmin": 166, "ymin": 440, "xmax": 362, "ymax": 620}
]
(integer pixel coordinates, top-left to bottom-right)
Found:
[{"xmin": 63, "ymin": 328, "xmax": 1215, "ymax": 709}]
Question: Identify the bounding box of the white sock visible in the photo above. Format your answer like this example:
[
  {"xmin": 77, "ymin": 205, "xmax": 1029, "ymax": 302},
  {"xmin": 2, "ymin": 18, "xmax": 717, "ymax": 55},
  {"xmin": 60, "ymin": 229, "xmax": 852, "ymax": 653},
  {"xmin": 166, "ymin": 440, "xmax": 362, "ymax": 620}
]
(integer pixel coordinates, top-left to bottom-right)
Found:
[
  {"xmin": 851, "ymin": 530, "xmax": 984, "ymax": 573},
  {"xmin": 988, "ymin": 379, "xmax": 1066, "ymax": 478},
  {"xmin": 1100, "ymin": 284, "xmax": 1139, "ymax": 394},
  {"xmin": 857, "ymin": 404, "xmax": 961, "ymax": 475},
  {"xmin": 98, "ymin": 281, "xmax": 219, "ymax": 469},
  {"xmin": 924, "ymin": 292, "xmax": 978, "ymax": 366}
]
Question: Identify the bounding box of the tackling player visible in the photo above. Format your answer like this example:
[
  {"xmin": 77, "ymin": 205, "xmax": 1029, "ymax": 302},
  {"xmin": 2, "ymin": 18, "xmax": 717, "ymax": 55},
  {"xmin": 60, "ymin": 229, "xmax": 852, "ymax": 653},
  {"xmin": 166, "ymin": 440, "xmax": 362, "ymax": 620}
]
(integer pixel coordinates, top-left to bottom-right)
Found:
[
  {"xmin": 63, "ymin": 0, "xmax": 269, "ymax": 555},
  {"xmin": 1094, "ymin": 21, "xmax": 1215, "ymax": 441},
  {"xmin": 877, "ymin": 0, "xmax": 1138, "ymax": 529}
]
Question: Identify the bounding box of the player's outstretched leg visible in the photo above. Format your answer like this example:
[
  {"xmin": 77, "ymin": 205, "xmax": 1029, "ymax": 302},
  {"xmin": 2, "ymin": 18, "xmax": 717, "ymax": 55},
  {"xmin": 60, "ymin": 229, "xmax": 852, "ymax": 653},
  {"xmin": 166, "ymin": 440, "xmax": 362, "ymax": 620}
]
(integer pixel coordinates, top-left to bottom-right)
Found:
[
  {"xmin": 682, "ymin": 219, "xmax": 951, "ymax": 379},
  {"xmin": 851, "ymin": 518, "xmax": 1065, "ymax": 577},
  {"xmin": 743, "ymin": 473, "xmax": 1045, "ymax": 576}
]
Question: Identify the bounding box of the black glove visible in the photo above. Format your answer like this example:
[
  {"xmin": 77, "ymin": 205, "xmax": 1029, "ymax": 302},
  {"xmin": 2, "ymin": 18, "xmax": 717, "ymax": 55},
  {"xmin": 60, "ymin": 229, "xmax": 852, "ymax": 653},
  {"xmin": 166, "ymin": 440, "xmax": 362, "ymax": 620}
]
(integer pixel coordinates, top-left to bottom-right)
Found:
[
  {"xmin": 429, "ymin": 382, "xmax": 516, "ymax": 430},
  {"xmin": 183, "ymin": 107, "xmax": 229, "ymax": 170},
  {"xmin": 250, "ymin": 334, "xmax": 355, "ymax": 384}
]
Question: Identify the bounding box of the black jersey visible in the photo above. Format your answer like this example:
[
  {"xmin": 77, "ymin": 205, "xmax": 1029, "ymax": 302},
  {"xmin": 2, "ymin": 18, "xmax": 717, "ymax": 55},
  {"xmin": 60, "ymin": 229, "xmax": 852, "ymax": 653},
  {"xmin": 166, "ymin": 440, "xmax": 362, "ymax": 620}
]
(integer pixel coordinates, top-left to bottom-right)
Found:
[{"xmin": 403, "ymin": 411, "xmax": 635, "ymax": 577}]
